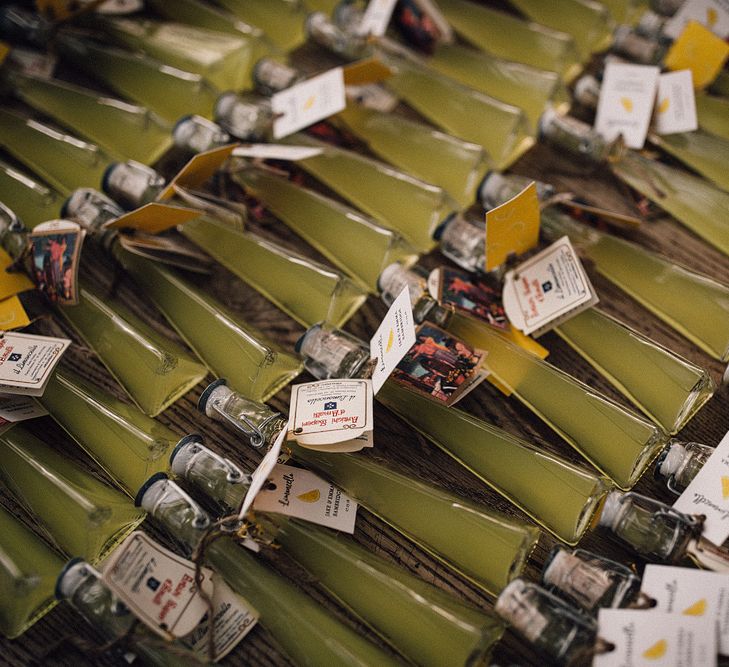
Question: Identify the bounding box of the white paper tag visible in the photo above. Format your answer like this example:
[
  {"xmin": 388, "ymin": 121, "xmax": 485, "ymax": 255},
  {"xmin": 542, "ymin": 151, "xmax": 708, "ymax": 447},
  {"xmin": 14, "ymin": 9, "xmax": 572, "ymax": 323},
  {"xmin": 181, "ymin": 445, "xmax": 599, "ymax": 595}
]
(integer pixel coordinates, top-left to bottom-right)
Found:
[
  {"xmin": 673, "ymin": 431, "xmax": 729, "ymax": 546},
  {"xmin": 7, "ymin": 47, "xmax": 57, "ymax": 78},
  {"xmin": 102, "ymin": 532, "xmax": 213, "ymax": 640},
  {"xmin": 0, "ymin": 395, "xmax": 47, "ymax": 422},
  {"xmin": 370, "ymin": 286, "xmax": 416, "ymax": 394},
  {"xmin": 181, "ymin": 575, "xmax": 259, "ymax": 662},
  {"xmin": 654, "ymin": 70, "xmax": 698, "ymax": 135},
  {"xmin": 345, "ymin": 84, "xmax": 399, "ymax": 112},
  {"xmin": 595, "ymin": 608, "xmax": 717, "ymax": 667},
  {"xmin": 357, "ymin": 0, "xmax": 398, "ymax": 36},
  {"xmin": 252, "ymin": 464, "xmax": 358, "ymax": 533},
  {"xmin": 594, "ymin": 63, "xmax": 660, "ymax": 149},
  {"xmin": 642, "ymin": 564, "xmax": 729, "ymax": 656},
  {"xmin": 271, "ymin": 68, "xmax": 346, "ymax": 140},
  {"xmin": 502, "ymin": 236, "xmax": 599, "ymax": 337},
  {"xmin": 664, "ymin": 0, "xmax": 729, "ymax": 39},
  {"xmin": 232, "ymin": 145, "xmax": 324, "ymax": 161},
  {"xmin": 0, "ymin": 332, "xmax": 70, "ymax": 396}
]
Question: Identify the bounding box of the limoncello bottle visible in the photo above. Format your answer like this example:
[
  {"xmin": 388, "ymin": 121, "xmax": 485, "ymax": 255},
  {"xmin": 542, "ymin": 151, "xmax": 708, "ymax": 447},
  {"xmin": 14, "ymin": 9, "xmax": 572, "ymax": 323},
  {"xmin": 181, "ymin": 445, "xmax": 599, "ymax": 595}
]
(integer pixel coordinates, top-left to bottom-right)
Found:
[
  {"xmin": 4, "ymin": 69, "xmax": 173, "ymax": 165},
  {"xmin": 137, "ymin": 476, "xmax": 401, "ymax": 667},
  {"xmin": 0, "ymin": 160, "xmax": 61, "ymax": 229},
  {"xmin": 0, "ymin": 505, "xmax": 61, "ymax": 638},
  {"xmin": 0, "ymin": 426, "xmax": 145, "ymax": 563}
]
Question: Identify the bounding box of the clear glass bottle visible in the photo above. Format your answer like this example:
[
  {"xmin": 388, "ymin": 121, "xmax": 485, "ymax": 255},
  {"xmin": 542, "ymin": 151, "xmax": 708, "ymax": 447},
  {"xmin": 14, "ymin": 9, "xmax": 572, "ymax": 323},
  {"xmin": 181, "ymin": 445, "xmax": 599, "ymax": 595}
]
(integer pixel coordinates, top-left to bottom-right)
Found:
[
  {"xmin": 100, "ymin": 161, "xmax": 165, "ymax": 210},
  {"xmin": 232, "ymin": 166, "xmax": 419, "ymax": 291},
  {"xmin": 654, "ymin": 440, "xmax": 714, "ymax": 495},
  {"xmin": 296, "ymin": 323, "xmax": 372, "ymax": 380},
  {"xmin": 0, "ymin": 504, "xmax": 62, "ymax": 638},
  {"xmin": 597, "ymin": 490, "xmax": 703, "ymax": 561},
  {"xmin": 494, "ymin": 578, "xmax": 597, "ymax": 664},
  {"xmin": 137, "ymin": 476, "xmax": 401, "ymax": 667},
  {"xmin": 172, "ymin": 114, "xmax": 231, "ymax": 155},
  {"xmin": 434, "ymin": 213, "xmax": 487, "ymax": 273},
  {"xmin": 378, "ymin": 263, "xmax": 452, "ymax": 327},
  {"xmin": 541, "ymin": 546, "xmax": 644, "ymax": 614},
  {"xmin": 5, "ymin": 68, "xmax": 173, "ymax": 165},
  {"xmin": 538, "ymin": 107, "xmax": 614, "ymax": 163},
  {"xmin": 0, "ymin": 426, "xmax": 145, "ymax": 563},
  {"xmin": 213, "ymin": 91, "xmax": 274, "ymax": 142},
  {"xmin": 0, "ymin": 159, "xmax": 61, "ymax": 229}
]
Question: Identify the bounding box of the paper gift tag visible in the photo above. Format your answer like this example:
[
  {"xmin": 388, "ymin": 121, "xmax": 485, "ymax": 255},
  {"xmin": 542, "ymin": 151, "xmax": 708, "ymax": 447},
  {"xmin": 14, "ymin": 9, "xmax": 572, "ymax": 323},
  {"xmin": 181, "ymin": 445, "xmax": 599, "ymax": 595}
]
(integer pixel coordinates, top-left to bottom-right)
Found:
[
  {"xmin": 594, "ymin": 608, "xmax": 717, "ymax": 667},
  {"xmin": 102, "ymin": 531, "xmax": 213, "ymax": 640},
  {"xmin": 0, "ymin": 395, "xmax": 47, "ymax": 424},
  {"xmin": 357, "ymin": 0, "xmax": 398, "ymax": 36},
  {"xmin": 158, "ymin": 144, "xmax": 238, "ymax": 201},
  {"xmin": 664, "ymin": 0, "xmax": 729, "ymax": 40},
  {"xmin": 594, "ymin": 62, "xmax": 660, "ymax": 149},
  {"xmin": 253, "ymin": 464, "xmax": 358, "ymax": 533},
  {"xmin": 29, "ymin": 219, "xmax": 85, "ymax": 306},
  {"xmin": 232, "ymin": 145, "xmax": 324, "ymax": 161},
  {"xmin": 664, "ymin": 21, "xmax": 729, "ymax": 89},
  {"xmin": 370, "ymin": 286, "xmax": 416, "ymax": 394},
  {"xmin": 0, "ymin": 332, "xmax": 70, "ymax": 396},
  {"xmin": 0, "ymin": 247, "xmax": 35, "ymax": 303},
  {"xmin": 104, "ymin": 202, "xmax": 200, "ymax": 234},
  {"xmin": 502, "ymin": 236, "xmax": 599, "ymax": 337},
  {"xmin": 654, "ymin": 70, "xmax": 698, "ymax": 135},
  {"xmin": 673, "ymin": 430, "xmax": 729, "ymax": 546},
  {"xmin": 272, "ymin": 68, "xmax": 346, "ymax": 140},
  {"xmin": 642, "ymin": 564, "xmax": 729, "ymax": 655}
]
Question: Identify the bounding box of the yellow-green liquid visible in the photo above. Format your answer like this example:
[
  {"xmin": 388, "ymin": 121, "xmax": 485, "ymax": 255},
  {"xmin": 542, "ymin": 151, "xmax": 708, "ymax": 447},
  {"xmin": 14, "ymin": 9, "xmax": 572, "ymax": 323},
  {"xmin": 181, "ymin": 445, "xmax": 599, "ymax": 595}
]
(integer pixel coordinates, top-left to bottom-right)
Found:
[
  {"xmin": 652, "ymin": 130, "xmax": 729, "ymax": 193},
  {"xmin": 336, "ymin": 104, "xmax": 491, "ymax": 209},
  {"xmin": 8, "ymin": 70, "xmax": 173, "ymax": 165},
  {"xmin": 435, "ymin": 0, "xmax": 583, "ymax": 82},
  {"xmin": 0, "ymin": 505, "xmax": 61, "ymax": 638},
  {"xmin": 448, "ymin": 313, "xmax": 666, "ymax": 489},
  {"xmin": 555, "ymin": 308, "xmax": 714, "ymax": 434},
  {"xmin": 291, "ymin": 444, "xmax": 539, "ymax": 596},
  {"xmin": 377, "ymin": 382, "xmax": 611, "ymax": 544},
  {"xmin": 696, "ymin": 93, "xmax": 729, "ymax": 142},
  {"xmin": 288, "ymin": 133, "xmax": 457, "ymax": 252},
  {"xmin": 428, "ymin": 43, "xmax": 571, "ymax": 129},
  {"xmin": 274, "ymin": 519, "xmax": 504, "ymax": 667},
  {"xmin": 0, "ymin": 160, "xmax": 60, "ymax": 229},
  {"xmin": 233, "ymin": 168, "xmax": 419, "ymax": 291},
  {"xmin": 213, "ymin": 0, "xmax": 307, "ymax": 52},
  {"xmin": 115, "ymin": 247, "xmax": 301, "ymax": 401},
  {"xmin": 599, "ymin": 0, "xmax": 648, "ymax": 23},
  {"xmin": 0, "ymin": 108, "xmax": 109, "ymax": 196},
  {"xmin": 41, "ymin": 370, "xmax": 183, "ymax": 494},
  {"xmin": 0, "ymin": 426, "xmax": 144, "ymax": 563},
  {"xmin": 542, "ymin": 209, "xmax": 729, "ymax": 361},
  {"xmin": 709, "ymin": 71, "xmax": 729, "ymax": 97},
  {"xmin": 381, "ymin": 54, "xmax": 535, "ymax": 170},
  {"xmin": 180, "ymin": 216, "xmax": 366, "ymax": 327},
  {"xmin": 59, "ymin": 282, "xmax": 206, "ymax": 417},
  {"xmin": 612, "ymin": 152, "xmax": 729, "ymax": 258},
  {"xmin": 56, "ymin": 33, "xmax": 219, "ymax": 122}
]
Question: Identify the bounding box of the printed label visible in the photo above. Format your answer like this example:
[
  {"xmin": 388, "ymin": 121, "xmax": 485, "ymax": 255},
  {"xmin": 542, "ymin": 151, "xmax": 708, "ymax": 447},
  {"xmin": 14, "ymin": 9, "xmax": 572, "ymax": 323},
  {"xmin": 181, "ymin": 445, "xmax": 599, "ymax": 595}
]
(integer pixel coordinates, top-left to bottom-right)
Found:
[
  {"xmin": 594, "ymin": 62, "xmax": 660, "ymax": 149},
  {"xmin": 253, "ymin": 464, "xmax": 358, "ymax": 533},
  {"xmin": 432, "ymin": 266, "xmax": 508, "ymax": 330},
  {"xmin": 0, "ymin": 296, "xmax": 31, "ymax": 331},
  {"xmin": 0, "ymin": 332, "xmax": 70, "ymax": 396},
  {"xmin": 102, "ymin": 532, "xmax": 213, "ymax": 640},
  {"xmin": 104, "ymin": 203, "xmax": 200, "ymax": 234},
  {"xmin": 357, "ymin": 0, "xmax": 398, "ymax": 36},
  {"xmin": 289, "ymin": 379, "xmax": 373, "ymax": 451},
  {"xmin": 232, "ymin": 145, "xmax": 323, "ymax": 161},
  {"xmin": 502, "ymin": 236, "xmax": 599, "ymax": 337},
  {"xmin": 181, "ymin": 575, "xmax": 258, "ymax": 662},
  {"xmin": 642, "ymin": 564, "xmax": 729, "ymax": 656},
  {"xmin": 673, "ymin": 430, "xmax": 729, "ymax": 546},
  {"xmin": 654, "ymin": 70, "xmax": 698, "ymax": 135},
  {"xmin": 664, "ymin": 0, "xmax": 729, "ymax": 40},
  {"xmin": 159, "ymin": 144, "xmax": 238, "ymax": 201},
  {"xmin": 370, "ymin": 286, "xmax": 416, "ymax": 394},
  {"xmin": 272, "ymin": 68, "xmax": 346, "ymax": 140},
  {"xmin": 0, "ymin": 248, "xmax": 34, "ymax": 302},
  {"xmin": 0, "ymin": 395, "xmax": 47, "ymax": 423},
  {"xmin": 484, "ymin": 181, "xmax": 541, "ymax": 270},
  {"xmin": 664, "ymin": 21, "xmax": 729, "ymax": 89},
  {"xmin": 29, "ymin": 220, "xmax": 85, "ymax": 306},
  {"xmin": 594, "ymin": 609, "xmax": 716, "ymax": 667}
]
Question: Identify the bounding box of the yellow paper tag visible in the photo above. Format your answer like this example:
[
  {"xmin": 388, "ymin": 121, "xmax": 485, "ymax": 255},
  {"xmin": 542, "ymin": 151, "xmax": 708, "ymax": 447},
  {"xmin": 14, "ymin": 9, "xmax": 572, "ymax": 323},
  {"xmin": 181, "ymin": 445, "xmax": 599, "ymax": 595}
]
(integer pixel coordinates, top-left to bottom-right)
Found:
[
  {"xmin": 664, "ymin": 21, "xmax": 729, "ymax": 89},
  {"xmin": 343, "ymin": 58, "xmax": 394, "ymax": 86},
  {"xmin": 485, "ymin": 182, "xmax": 541, "ymax": 271},
  {"xmin": 158, "ymin": 144, "xmax": 238, "ymax": 201},
  {"xmin": 0, "ymin": 248, "xmax": 34, "ymax": 302},
  {"xmin": 0, "ymin": 42, "xmax": 10, "ymax": 66},
  {"xmin": 104, "ymin": 203, "xmax": 201, "ymax": 234},
  {"xmin": 0, "ymin": 296, "xmax": 31, "ymax": 331}
]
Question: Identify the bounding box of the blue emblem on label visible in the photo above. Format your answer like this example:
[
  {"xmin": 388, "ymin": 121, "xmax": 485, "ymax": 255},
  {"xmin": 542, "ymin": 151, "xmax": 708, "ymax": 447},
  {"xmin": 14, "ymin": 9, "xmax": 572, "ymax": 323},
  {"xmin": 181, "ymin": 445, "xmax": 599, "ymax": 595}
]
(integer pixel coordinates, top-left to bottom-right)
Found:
[
  {"xmin": 146, "ymin": 577, "xmax": 160, "ymax": 591},
  {"xmin": 8, "ymin": 353, "xmax": 21, "ymax": 362},
  {"xmin": 324, "ymin": 401, "xmax": 337, "ymax": 410},
  {"xmin": 542, "ymin": 281, "xmax": 553, "ymax": 293}
]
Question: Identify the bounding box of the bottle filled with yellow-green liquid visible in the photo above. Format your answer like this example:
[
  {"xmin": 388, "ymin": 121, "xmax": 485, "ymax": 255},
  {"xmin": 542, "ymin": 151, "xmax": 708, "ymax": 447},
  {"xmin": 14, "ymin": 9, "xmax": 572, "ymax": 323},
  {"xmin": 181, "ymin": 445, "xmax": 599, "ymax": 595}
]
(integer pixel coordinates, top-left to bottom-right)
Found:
[{"xmin": 0, "ymin": 160, "xmax": 61, "ymax": 229}]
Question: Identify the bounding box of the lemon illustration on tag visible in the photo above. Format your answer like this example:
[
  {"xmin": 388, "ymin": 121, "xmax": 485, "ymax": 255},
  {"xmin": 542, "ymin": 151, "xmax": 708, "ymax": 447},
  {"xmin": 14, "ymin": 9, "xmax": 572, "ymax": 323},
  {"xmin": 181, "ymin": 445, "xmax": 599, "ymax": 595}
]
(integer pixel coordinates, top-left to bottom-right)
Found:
[
  {"xmin": 682, "ymin": 598, "xmax": 707, "ymax": 616},
  {"xmin": 304, "ymin": 95, "xmax": 316, "ymax": 111},
  {"xmin": 621, "ymin": 97, "xmax": 634, "ymax": 112},
  {"xmin": 707, "ymin": 7, "xmax": 718, "ymax": 26},
  {"xmin": 657, "ymin": 97, "xmax": 670, "ymax": 114},
  {"xmin": 721, "ymin": 476, "xmax": 729, "ymax": 499},
  {"xmin": 297, "ymin": 489, "xmax": 320, "ymax": 503},
  {"xmin": 643, "ymin": 639, "xmax": 668, "ymax": 659},
  {"xmin": 386, "ymin": 329, "xmax": 394, "ymax": 353}
]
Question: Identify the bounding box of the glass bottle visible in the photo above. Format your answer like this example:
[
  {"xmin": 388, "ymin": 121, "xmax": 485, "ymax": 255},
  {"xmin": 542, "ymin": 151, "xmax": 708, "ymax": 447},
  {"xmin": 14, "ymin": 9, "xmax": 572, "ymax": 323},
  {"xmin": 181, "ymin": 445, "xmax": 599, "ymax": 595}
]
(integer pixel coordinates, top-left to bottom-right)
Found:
[
  {"xmin": 100, "ymin": 161, "xmax": 165, "ymax": 210},
  {"xmin": 137, "ymin": 476, "xmax": 401, "ymax": 667},
  {"xmin": 434, "ymin": 213, "xmax": 487, "ymax": 273},
  {"xmin": 541, "ymin": 546, "xmax": 644, "ymax": 614},
  {"xmin": 597, "ymin": 490, "xmax": 703, "ymax": 562},
  {"xmin": 172, "ymin": 114, "xmax": 231, "ymax": 156},
  {"xmin": 0, "ymin": 108, "xmax": 110, "ymax": 196},
  {"xmin": 611, "ymin": 25, "xmax": 667, "ymax": 64},
  {"xmin": 377, "ymin": 263, "xmax": 452, "ymax": 327},
  {"xmin": 232, "ymin": 165, "xmax": 419, "ymax": 292},
  {"xmin": 494, "ymin": 578, "xmax": 597, "ymax": 665},
  {"xmin": 212, "ymin": 91, "xmax": 274, "ymax": 142},
  {"xmin": 434, "ymin": 0, "xmax": 583, "ymax": 82},
  {"xmin": 654, "ymin": 440, "xmax": 714, "ymax": 495},
  {"xmin": 0, "ymin": 159, "xmax": 61, "ymax": 229},
  {"xmin": 4, "ymin": 68, "xmax": 173, "ymax": 165},
  {"xmin": 41, "ymin": 370, "xmax": 192, "ymax": 495},
  {"xmin": 695, "ymin": 93, "xmax": 729, "ymax": 142},
  {"xmin": 296, "ymin": 323, "xmax": 372, "ymax": 380},
  {"xmin": 281, "ymin": 133, "xmax": 459, "ymax": 253},
  {"xmin": 0, "ymin": 426, "xmax": 145, "ymax": 563},
  {"xmin": 179, "ymin": 216, "xmax": 367, "ymax": 328},
  {"xmin": 0, "ymin": 504, "xmax": 62, "ymax": 638},
  {"xmin": 55, "ymin": 31, "xmax": 220, "ymax": 122}
]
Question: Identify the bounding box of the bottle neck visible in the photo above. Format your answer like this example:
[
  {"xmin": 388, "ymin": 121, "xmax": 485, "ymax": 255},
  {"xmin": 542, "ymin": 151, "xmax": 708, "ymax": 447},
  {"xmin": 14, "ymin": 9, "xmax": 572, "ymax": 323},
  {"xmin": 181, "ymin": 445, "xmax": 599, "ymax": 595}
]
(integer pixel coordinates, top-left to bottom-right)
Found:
[
  {"xmin": 253, "ymin": 58, "xmax": 301, "ymax": 96},
  {"xmin": 612, "ymin": 26, "xmax": 664, "ymax": 65},
  {"xmin": 102, "ymin": 161, "xmax": 165, "ymax": 210},
  {"xmin": 297, "ymin": 324, "xmax": 371, "ymax": 380},
  {"xmin": 214, "ymin": 92, "xmax": 273, "ymax": 142},
  {"xmin": 63, "ymin": 188, "xmax": 124, "ymax": 251},
  {"xmin": 378, "ymin": 262, "xmax": 450, "ymax": 326},
  {"xmin": 538, "ymin": 108, "xmax": 613, "ymax": 164},
  {"xmin": 173, "ymin": 115, "xmax": 231, "ymax": 155},
  {"xmin": 306, "ymin": 11, "xmax": 369, "ymax": 60},
  {"xmin": 479, "ymin": 172, "xmax": 555, "ymax": 210}
]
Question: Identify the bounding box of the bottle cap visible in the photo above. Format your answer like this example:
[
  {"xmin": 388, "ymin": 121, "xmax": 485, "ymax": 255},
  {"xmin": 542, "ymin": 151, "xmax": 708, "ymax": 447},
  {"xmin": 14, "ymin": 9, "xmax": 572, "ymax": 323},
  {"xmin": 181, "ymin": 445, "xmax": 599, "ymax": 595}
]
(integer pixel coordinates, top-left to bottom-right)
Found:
[
  {"xmin": 478, "ymin": 171, "xmax": 508, "ymax": 210},
  {"xmin": 573, "ymin": 75, "xmax": 600, "ymax": 108},
  {"xmin": 55, "ymin": 557, "xmax": 89, "ymax": 600},
  {"xmin": 537, "ymin": 105, "xmax": 560, "ymax": 142},
  {"xmin": 197, "ymin": 378, "xmax": 230, "ymax": 415},
  {"xmin": 656, "ymin": 441, "xmax": 687, "ymax": 478},
  {"xmin": 101, "ymin": 163, "xmax": 120, "ymax": 198},
  {"xmin": 494, "ymin": 578, "xmax": 529, "ymax": 623},
  {"xmin": 597, "ymin": 490, "xmax": 624, "ymax": 529},
  {"xmin": 134, "ymin": 472, "xmax": 170, "ymax": 509},
  {"xmin": 253, "ymin": 58, "xmax": 299, "ymax": 95},
  {"xmin": 295, "ymin": 323, "xmax": 323, "ymax": 355},
  {"xmin": 169, "ymin": 434, "xmax": 204, "ymax": 476},
  {"xmin": 214, "ymin": 92, "xmax": 239, "ymax": 125},
  {"xmin": 376, "ymin": 262, "xmax": 406, "ymax": 294},
  {"xmin": 541, "ymin": 546, "xmax": 573, "ymax": 589}
]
